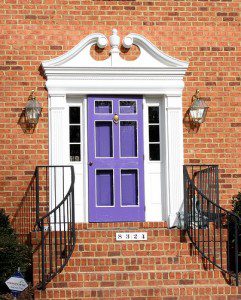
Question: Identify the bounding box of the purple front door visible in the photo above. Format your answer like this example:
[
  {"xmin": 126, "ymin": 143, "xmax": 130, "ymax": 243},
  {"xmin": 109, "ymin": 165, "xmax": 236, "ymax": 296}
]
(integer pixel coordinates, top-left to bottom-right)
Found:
[{"xmin": 88, "ymin": 95, "xmax": 145, "ymax": 222}]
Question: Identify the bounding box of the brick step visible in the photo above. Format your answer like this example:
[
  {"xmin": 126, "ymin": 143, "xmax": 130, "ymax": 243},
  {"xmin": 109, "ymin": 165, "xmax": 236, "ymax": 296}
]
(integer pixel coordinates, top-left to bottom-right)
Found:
[
  {"xmin": 75, "ymin": 222, "xmax": 168, "ymax": 230},
  {"xmin": 35, "ymin": 284, "xmax": 240, "ymax": 300},
  {"xmin": 75, "ymin": 230, "xmax": 227, "ymax": 245},
  {"xmin": 75, "ymin": 235, "xmax": 185, "ymax": 245},
  {"xmin": 63, "ymin": 256, "xmax": 208, "ymax": 273},
  {"xmin": 74, "ymin": 249, "xmax": 194, "ymax": 258},
  {"xmin": 32, "ymin": 230, "xmax": 188, "ymax": 245},
  {"xmin": 33, "ymin": 254, "xmax": 211, "ymax": 278},
  {"xmin": 38, "ymin": 248, "xmax": 226, "ymax": 273},
  {"xmin": 74, "ymin": 244, "xmax": 225, "ymax": 255},
  {"xmin": 47, "ymin": 269, "xmax": 228, "ymax": 288},
  {"xmin": 40, "ymin": 261, "xmax": 210, "ymax": 275},
  {"xmin": 34, "ymin": 244, "xmax": 226, "ymax": 262}
]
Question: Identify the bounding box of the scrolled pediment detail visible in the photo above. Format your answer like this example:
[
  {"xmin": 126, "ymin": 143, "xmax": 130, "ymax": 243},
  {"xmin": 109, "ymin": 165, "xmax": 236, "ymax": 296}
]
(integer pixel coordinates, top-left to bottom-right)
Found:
[{"xmin": 42, "ymin": 29, "xmax": 188, "ymax": 71}]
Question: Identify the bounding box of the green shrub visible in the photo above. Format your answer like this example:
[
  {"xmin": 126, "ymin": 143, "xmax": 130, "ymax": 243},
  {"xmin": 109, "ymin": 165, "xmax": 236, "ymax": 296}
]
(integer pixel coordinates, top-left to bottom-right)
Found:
[
  {"xmin": 232, "ymin": 192, "xmax": 241, "ymax": 218},
  {"xmin": 0, "ymin": 209, "xmax": 32, "ymax": 294},
  {"xmin": 228, "ymin": 192, "xmax": 241, "ymax": 273}
]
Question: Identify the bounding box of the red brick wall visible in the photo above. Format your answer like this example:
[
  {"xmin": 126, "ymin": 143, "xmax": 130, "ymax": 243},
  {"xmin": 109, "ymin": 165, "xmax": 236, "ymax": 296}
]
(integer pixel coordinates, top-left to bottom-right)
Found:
[{"xmin": 1, "ymin": 0, "xmax": 241, "ymax": 216}]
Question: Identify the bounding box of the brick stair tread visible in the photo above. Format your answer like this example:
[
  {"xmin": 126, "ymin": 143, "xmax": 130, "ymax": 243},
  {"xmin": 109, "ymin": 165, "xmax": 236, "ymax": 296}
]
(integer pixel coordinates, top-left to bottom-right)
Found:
[
  {"xmin": 72, "ymin": 252, "xmax": 221, "ymax": 260},
  {"xmin": 50, "ymin": 275, "xmax": 227, "ymax": 286},
  {"xmin": 64, "ymin": 263, "xmax": 208, "ymax": 271},
  {"xmin": 75, "ymin": 222, "xmax": 168, "ymax": 230},
  {"xmin": 53, "ymin": 269, "xmax": 223, "ymax": 275},
  {"xmin": 36, "ymin": 284, "xmax": 240, "ymax": 299},
  {"xmin": 47, "ymin": 269, "xmax": 229, "ymax": 288},
  {"xmin": 49, "ymin": 281, "xmax": 229, "ymax": 289},
  {"xmin": 41, "ymin": 284, "xmax": 238, "ymax": 289},
  {"xmin": 62, "ymin": 264, "xmax": 207, "ymax": 273}
]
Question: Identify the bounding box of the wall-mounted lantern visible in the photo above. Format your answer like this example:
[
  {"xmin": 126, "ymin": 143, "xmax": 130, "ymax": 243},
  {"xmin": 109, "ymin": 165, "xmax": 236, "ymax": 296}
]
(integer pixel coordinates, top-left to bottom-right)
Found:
[
  {"xmin": 25, "ymin": 90, "xmax": 42, "ymax": 125},
  {"xmin": 189, "ymin": 89, "xmax": 209, "ymax": 124}
]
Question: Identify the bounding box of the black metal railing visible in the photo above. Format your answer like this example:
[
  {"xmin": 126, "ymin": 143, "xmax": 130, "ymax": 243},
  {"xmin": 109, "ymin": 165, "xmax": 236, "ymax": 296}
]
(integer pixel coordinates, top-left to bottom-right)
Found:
[
  {"xmin": 184, "ymin": 165, "xmax": 241, "ymax": 286},
  {"xmin": 12, "ymin": 172, "xmax": 37, "ymax": 244},
  {"xmin": 191, "ymin": 165, "xmax": 219, "ymax": 205},
  {"xmin": 34, "ymin": 165, "xmax": 75, "ymax": 290}
]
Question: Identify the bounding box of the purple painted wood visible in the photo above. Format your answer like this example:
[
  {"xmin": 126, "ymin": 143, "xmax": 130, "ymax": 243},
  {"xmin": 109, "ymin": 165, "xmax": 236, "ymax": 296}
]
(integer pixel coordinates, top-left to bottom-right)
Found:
[
  {"xmin": 96, "ymin": 170, "xmax": 114, "ymax": 206},
  {"xmin": 121, "ymin": 170, "xmax": 138, "ymax": 206},
  {"xmin": 88, "ymin": 95, "xmax": 145, "ymax": 222},
  {"xmin": 120, "ymin": 121, "xmax": 137, "ymax": 157},
  {"xmin": 95, "ymin": 121, "xmax": 113, "ymax": 157}
]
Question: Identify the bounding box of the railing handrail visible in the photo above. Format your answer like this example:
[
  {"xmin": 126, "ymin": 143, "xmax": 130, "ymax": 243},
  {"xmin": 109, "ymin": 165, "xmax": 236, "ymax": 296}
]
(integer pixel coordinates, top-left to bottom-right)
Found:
[
  {"xmin": 36, "ymin": 165, "xmax": 75, "ymax": 222},
  {"xmin": 184, "ymin": 166, "xmax": 241, "ymax": 221},
  {"xmin": 184, "ymin": 164, "xmax": 219, "ymax": 167}
]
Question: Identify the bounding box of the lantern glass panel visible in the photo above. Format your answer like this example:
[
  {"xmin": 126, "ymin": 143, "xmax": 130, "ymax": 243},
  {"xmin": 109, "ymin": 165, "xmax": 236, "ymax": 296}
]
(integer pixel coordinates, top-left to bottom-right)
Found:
[
  {"xmin": 189, "ymin": 98, "xmax": 208, "ymax": 124},
  {"xmin": 25, "ymin": 99, "xmax": 42, "ymax": 124},
  {"xmin": 25, "ymin": 107, "xmax": 41, "ymax": 124},
  {"xmin": 190, "ymin": 108, "xmax": 204, "ymax": 123}
]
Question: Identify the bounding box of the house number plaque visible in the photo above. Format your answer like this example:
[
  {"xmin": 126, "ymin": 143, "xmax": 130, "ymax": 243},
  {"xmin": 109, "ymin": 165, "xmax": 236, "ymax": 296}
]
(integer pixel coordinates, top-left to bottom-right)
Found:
[{"xmin": 116, "ymin": 232, "xmax": 147, "ymax": 241}]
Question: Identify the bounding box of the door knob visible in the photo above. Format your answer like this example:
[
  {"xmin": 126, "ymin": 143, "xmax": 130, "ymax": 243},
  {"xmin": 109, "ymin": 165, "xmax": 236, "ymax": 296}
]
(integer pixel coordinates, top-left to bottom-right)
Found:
[
  {"xmin": 113, "ymin": 113, "xmax": 119, "ymax": 124},
  {"xmin": 88, "ymin": 161, "xmax": 93, "ymax": 166}
]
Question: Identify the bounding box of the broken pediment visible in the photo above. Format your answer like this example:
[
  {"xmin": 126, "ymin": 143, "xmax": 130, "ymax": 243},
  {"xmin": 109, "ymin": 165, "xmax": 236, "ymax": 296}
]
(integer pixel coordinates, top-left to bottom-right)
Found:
[{"xmin": 42, "ymin": 29, "xmax": 188, "ymax": 71}]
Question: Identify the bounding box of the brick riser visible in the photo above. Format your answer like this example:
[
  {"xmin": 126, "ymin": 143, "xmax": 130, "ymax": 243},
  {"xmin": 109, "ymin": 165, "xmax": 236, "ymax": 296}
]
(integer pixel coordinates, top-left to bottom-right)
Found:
[{"xmin": 33, "ymin": 222, "xmax": 240, "ymax": 299}]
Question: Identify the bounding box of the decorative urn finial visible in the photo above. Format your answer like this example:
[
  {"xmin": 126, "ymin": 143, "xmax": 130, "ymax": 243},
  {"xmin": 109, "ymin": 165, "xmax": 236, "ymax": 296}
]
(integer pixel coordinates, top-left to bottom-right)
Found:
[{"xmin": 109, "ymin": 28, "xmax": 120, "ymax": 53}]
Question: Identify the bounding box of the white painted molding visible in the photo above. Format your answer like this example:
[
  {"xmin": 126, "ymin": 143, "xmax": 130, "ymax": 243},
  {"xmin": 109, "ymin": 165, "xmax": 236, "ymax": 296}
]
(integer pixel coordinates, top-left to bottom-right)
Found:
[
  {"xmin": 125, "ymin": 33, "xmax": 188, "ymax": 68},
  {"xmin": 165, "ymin": 96, "xmax": 184, "ymax": 227},
  {"xmin": 48, "ymin": 95, "xmax": 66, "ymax": 165},
  {"xmin": 97, "ymin": 36, "xmax": 108, "ymax": 49},
  {"xmin": 42, "ymin": 29, "xmax": 189, "ymax": 96},
  {"xmin": 42, "ymin": 33, "xmax": 108, "ymax": 68},
  {"xmin": 110, "ymin": 28, "xmax": 120, "ymax": 53},
  {"xmin": 122, "ymin": 36, "xmax": 133, "ymax": 49}
]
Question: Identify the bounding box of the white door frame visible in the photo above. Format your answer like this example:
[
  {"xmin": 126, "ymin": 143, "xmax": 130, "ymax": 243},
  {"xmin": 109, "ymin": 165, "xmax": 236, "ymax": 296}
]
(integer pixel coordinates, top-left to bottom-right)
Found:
[{"xmin": 42, "ymin": 29, "xmax": 189, "ymax": 227}]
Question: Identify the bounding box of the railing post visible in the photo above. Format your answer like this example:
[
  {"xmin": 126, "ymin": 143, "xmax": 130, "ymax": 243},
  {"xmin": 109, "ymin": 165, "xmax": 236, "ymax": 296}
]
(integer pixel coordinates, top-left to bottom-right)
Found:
[
  {"xmin": 183, "ymin": 166, "xmax": 186, "ymax": 228},
  {"xmin": 227, "ymin": 216, "xmax": 230, "ymax": 272},
  {"xmin": 215, "ymin": 166, "xmax": 219, "ymax": 206},
  {"xmin": 71, "ymin": 166, "xmax": 76, "ymax": 244},
  {"xmin": 40, "ymin": 219, "xmax": 46, "ymax": 290},
  {"xmin": 235, "ymin": 219, "xmax": 239, "ymax": 286},
  {"xmin": 36, "ymin": 167, "xmax": 40, "ymax": 226}
]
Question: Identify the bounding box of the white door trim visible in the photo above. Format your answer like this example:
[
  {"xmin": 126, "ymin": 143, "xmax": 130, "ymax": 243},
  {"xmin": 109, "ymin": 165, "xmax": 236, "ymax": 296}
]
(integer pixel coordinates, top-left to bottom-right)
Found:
[{"xmin": 42, "ymin": 29, "xmax": 189, "ymax": 227}]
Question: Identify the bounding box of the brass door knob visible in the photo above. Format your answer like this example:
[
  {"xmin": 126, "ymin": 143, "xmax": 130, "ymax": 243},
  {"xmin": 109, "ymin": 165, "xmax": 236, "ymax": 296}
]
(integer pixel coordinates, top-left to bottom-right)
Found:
[{"xmin": 113, "ymin": 113, "xmax": 119, "ymax": 124}]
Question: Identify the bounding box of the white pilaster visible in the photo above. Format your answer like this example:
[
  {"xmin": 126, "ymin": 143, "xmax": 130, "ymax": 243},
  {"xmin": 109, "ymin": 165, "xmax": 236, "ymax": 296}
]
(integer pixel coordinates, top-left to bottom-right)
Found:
[
  {"xmin": 165, "ymin": 95, "xmax": 184, "ymax": 227},
  {"xmin": 49, "ymin": 95, "xmax": 67, "ymax": 165}
]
